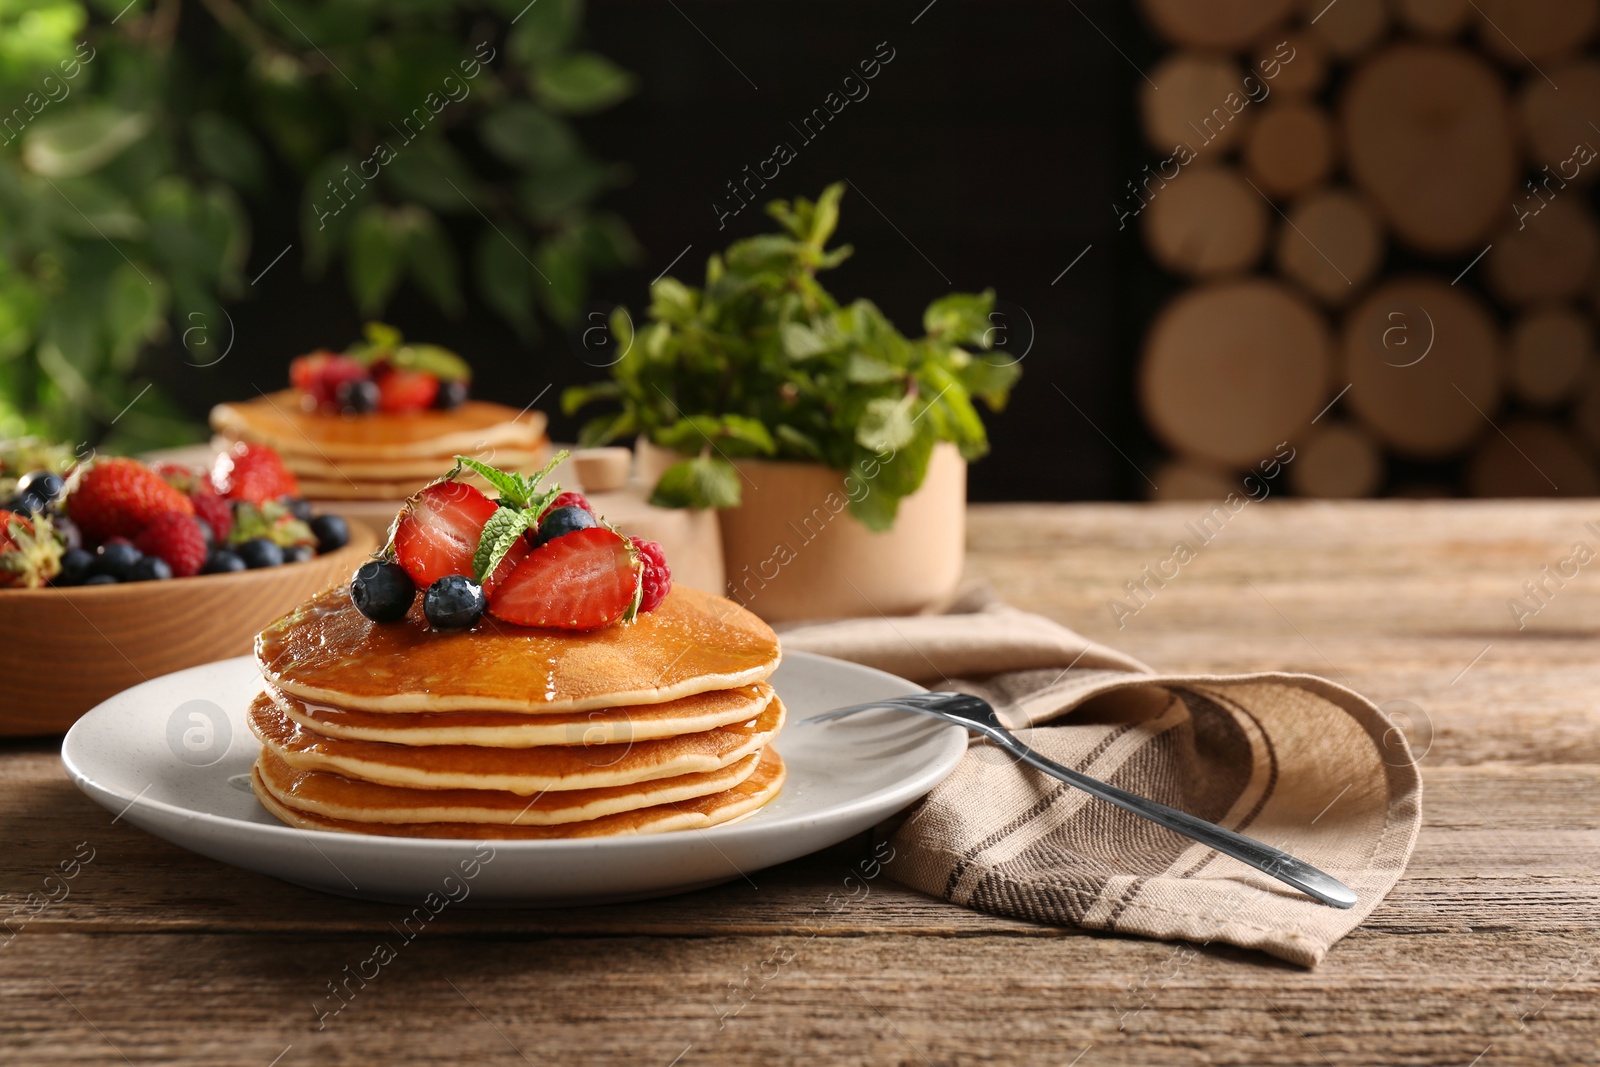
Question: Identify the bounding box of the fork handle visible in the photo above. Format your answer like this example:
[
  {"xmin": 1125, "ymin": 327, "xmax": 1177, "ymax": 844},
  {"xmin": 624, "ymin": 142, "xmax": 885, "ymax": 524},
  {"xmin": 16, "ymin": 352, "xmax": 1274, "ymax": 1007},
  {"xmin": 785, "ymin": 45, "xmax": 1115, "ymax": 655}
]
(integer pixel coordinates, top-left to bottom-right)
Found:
[{"xmin": 996, "ymin": 738, "xmax": 1358, "ymax": 909}]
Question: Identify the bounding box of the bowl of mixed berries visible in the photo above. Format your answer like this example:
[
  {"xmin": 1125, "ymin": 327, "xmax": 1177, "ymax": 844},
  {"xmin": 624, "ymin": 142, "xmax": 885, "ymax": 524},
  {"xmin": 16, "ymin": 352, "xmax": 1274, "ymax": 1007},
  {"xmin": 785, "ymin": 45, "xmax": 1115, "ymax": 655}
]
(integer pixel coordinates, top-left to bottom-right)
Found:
[{"xmin": 0, "ymin": 438, "xmax": 376, "ymax": 735}]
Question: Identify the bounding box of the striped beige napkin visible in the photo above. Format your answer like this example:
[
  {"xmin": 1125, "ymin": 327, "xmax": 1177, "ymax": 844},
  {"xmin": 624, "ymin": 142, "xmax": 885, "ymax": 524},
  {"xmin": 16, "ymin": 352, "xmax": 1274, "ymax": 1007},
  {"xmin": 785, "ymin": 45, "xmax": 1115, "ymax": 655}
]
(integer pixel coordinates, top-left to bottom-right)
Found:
[{"xmin": 779, "ymin": 585, "xmax": 1422, "ymax": 966}]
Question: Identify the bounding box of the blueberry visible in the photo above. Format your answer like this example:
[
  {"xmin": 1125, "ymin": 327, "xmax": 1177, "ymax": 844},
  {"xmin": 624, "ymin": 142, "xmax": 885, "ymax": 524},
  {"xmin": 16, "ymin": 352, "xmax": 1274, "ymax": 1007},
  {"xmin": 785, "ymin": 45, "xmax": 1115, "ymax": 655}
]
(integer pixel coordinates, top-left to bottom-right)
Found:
[
  {"xmin": 433, "ymin": 379, "xmax": 469, "ymax": 410},
  {"xmin": 534, "ymin": 504, "xmax": 597, "ymax": 547},
  {"xmin": 282, "ymin": 544, "xmax": 314, "ymax": 564},
  {"xmin": 128, "ymin": 556, "xmax": 172, "ymax": 581},
  {"xmin": 201, "ymin": 550, "xmax": 246, "ymax": 574},
  {"xmin": 194, "ymin": 517, "xmax": 215, "ymax": 548},
  {"xmin": 54, "ymin": 515, "xmax": 82, "ymax": 551},
  {"xmin": 423, "ymin": 574, "xmax": 486, "ymax": 631},
  {"xmin": 338, "ymin": 379, "xmax": 380, "ymax": 414},
  {"xmin": 84, "ymin": 574, "xmax": 118, "ymax": 585},
  {"xmin": 237, "ymin": 538, "xmax": 284, "ymax": 568},
  {"xmin": 285, "ymin": 497, "xmax": 314, "ymax": 522},
  {"xmin": 309, "ymin": 514, "xmax": 349, "ymax": 554},
  {"xmin": 54, "ymin": 548, "xmax": 94, "ymax": 586},
  {"xmin": 8, "ymin": 490, "xmax": 44, "ymax": 516},
  {"xmin": 93, "ymin": 541, "xmax": 142, "ymax": 580},
  {"xmin": 17, "ymin": 470, "xmax": 63, "ymax": 502},
  {"xmin": 351, "ymin": 560, "xmax": 416, "ymax": 623}
]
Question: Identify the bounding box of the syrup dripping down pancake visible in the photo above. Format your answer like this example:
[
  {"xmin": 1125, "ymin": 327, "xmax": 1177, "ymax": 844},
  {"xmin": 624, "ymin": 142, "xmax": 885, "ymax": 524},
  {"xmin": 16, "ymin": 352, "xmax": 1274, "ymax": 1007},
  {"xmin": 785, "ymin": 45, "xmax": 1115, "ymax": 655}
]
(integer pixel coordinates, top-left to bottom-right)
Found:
[
  {"xmin": 249, "ymin": 692, "xmax": 786, "ymax": 794},
  {"xmin": 252, "ymin": 746, "xmax": 786, "ymax": 839},
  {"xmin": 258, "ymin": 586, "xmax": 782, "ymax": 713},
  {"xmin": 270, "ymin": 682, "xmax": 776, "ymax": 747},
  {"xmin": 210, "ymin": 390, "xmax": 546, "ymax": 460},
  {"xmin": 253, "ymin": 747, "xmax": 763, "ymax": 826}
]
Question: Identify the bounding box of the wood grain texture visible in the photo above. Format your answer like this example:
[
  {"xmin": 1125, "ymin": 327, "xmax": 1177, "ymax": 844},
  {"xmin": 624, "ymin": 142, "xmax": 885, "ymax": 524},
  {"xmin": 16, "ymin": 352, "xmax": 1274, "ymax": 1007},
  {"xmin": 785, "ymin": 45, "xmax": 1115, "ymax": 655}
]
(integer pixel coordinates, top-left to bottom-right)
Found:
[{"xmin": 4, "ymin": 502, "xmax": 1599, "ymax": 1065}]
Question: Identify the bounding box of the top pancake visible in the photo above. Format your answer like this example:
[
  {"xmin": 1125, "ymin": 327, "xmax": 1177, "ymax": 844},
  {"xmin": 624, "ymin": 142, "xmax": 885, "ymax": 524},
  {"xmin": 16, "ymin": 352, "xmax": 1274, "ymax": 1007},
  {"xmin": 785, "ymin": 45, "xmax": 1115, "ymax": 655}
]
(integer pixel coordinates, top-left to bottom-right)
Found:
[
  {"xmin": 258, "ymin": 585, "xmax": 782, "ymax": 713},
  {"xmin": 210, "ymin": 390, "xmax": 546, "ymax": 460}
]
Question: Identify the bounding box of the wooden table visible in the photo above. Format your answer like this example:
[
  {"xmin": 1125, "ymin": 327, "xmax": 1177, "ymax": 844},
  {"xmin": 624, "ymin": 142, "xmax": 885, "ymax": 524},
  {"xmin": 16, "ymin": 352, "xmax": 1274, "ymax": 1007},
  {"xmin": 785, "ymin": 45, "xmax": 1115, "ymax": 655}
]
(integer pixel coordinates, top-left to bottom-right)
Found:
[{"xmin": 4, "ymin": 501, "xmax": 1597, "ymax": 1065}]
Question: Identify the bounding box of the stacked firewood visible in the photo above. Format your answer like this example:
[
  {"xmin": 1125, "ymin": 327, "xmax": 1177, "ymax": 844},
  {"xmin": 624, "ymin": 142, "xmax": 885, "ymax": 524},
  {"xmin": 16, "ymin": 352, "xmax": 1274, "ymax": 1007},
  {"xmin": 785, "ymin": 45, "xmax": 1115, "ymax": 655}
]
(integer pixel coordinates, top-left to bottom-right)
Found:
[{"xmin": 1135, "ymin": 0, "xmax": 1600, "ymax": 498}]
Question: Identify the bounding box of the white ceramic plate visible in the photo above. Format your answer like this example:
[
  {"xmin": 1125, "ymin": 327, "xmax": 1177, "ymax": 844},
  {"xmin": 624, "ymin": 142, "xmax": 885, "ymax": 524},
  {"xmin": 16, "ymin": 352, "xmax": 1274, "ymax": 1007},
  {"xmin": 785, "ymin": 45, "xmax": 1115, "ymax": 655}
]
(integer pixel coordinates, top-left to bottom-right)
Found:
[{"xmin": 61, "ymin": 651, "xmax": 966, "ymax": 906}]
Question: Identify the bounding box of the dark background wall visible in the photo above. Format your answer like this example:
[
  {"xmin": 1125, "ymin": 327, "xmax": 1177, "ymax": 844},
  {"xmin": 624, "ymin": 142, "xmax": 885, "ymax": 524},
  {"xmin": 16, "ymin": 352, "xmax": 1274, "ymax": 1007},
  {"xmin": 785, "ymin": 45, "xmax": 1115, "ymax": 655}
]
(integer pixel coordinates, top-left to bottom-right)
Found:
[{"xmin": 156, "ymin": 0, "xmax": 1149, "ymax": 501}]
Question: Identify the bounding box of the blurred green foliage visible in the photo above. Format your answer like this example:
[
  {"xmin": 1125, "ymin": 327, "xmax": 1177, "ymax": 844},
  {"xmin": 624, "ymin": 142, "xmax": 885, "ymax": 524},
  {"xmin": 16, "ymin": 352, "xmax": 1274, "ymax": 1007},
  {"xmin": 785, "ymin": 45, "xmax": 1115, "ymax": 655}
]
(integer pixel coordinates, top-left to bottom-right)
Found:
[{"xmin": 0, "ymin": 0, "xmax": 637, "ymax": 453}]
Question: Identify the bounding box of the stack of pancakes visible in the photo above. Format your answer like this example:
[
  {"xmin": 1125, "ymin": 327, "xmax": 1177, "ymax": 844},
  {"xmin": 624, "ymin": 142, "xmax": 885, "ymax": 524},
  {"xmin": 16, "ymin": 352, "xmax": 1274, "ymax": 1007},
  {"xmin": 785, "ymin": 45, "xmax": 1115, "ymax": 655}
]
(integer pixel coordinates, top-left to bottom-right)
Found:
[
  {"xmin": 210, "ymin": 390, "xmax": 550, "ymax": 501},
  {"xmin": 249, "ymin": 585, "xmax": 786, "ymax": 838}
]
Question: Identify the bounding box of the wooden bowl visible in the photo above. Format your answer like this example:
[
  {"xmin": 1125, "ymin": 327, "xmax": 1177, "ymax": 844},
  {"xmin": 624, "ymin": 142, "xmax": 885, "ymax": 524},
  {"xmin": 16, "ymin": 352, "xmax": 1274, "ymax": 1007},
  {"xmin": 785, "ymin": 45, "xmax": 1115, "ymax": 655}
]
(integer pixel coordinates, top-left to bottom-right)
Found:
[{"xmin": 0, "ymin": 521, "xmax": 376, "ymax": 737}]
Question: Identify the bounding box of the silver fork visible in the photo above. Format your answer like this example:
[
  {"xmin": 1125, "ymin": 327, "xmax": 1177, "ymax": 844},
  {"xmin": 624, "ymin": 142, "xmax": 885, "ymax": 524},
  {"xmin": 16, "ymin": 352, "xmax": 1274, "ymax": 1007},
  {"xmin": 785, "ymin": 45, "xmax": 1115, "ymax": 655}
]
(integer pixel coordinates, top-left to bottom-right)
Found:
[{"xmin": 801, "ymin": 692, "xmax": 1357, "ymax": 909}]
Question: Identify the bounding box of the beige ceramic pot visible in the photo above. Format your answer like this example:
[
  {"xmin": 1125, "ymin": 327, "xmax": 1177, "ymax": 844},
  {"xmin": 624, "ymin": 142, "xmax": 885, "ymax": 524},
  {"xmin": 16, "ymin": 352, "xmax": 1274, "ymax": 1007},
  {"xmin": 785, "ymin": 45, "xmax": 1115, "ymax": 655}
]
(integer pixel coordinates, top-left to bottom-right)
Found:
[{"xmin": 637, "ymin": 438, "xmax": 966, "ymax": 622}]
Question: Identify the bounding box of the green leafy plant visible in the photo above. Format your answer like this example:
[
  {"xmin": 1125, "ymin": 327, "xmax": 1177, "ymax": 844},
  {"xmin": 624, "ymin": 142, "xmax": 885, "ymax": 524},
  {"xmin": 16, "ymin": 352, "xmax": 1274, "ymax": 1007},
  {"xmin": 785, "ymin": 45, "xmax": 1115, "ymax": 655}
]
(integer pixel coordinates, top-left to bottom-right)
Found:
[
  {"xmin": 0, "ymin": 0, "xmax": 636, "ymax": 454},
  {"xmin": 564, "ymin": 182, "xmax": 1020, "ymax": 531}
]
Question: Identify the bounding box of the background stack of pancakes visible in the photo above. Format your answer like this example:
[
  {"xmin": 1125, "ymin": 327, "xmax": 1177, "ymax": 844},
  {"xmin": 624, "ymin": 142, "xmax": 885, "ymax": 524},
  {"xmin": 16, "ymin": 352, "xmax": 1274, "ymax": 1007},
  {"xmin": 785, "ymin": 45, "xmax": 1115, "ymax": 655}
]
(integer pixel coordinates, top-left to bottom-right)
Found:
[
  {"xmin": 248, "ymin": 585, "xmax": 786, "ymax": 838},
  {"xmin": 210, "ymin": 391, "xmax": 550, "ymax": 501}
]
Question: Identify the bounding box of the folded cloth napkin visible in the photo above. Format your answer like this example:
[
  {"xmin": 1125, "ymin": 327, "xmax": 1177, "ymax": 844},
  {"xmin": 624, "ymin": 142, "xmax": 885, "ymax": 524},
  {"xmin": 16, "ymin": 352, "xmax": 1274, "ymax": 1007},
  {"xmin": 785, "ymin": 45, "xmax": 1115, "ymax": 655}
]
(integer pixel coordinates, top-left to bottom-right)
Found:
[{"xmin": 779, "ymin": 584, "xmax": 1422, "ymax": 967}]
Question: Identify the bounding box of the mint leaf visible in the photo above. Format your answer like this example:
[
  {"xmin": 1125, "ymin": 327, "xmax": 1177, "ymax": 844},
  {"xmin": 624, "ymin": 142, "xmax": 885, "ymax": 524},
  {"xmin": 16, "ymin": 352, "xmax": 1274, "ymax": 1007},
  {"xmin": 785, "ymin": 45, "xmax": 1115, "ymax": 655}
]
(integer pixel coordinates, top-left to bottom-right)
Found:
[
  {"xmin": 456, "ymin": 456, "xmax": 527, "ymax": 504},
  {"xmin": 473, "ymin": 507, "xmax": 533, "ymax": 584},
  {"xmin": 856, "ymin": 394, "xmax": 916, "ymax": 453},
  {"xmin": 923, "ymin": 290, "xmax": 994, "ymax": 346},
  {"xmin": 650, "ymin": 455, "xmax": 742, "ymax": 509}
]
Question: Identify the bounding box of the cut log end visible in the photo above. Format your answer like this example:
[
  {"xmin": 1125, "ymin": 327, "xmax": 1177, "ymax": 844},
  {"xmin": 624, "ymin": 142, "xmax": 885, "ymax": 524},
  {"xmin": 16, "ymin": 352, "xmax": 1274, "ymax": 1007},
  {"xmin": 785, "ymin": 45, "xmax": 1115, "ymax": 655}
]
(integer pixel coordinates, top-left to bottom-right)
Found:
[
  {"xmin": 1143, "ymin": 167, "xmax": 1269, "ymax": 277},
  {"xmin": 1275, "ymin": 188, "xmax": 1384, "ymax": 306},
  {"xmin": 1289, "ymin": 422, "xmax": 1385, "ymax": 498}
]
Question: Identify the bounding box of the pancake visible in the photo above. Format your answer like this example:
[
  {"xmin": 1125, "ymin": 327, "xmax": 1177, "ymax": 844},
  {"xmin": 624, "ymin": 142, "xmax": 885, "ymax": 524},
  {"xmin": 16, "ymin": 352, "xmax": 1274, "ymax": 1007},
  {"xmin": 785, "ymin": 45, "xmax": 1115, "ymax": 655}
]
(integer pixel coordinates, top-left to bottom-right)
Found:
[
  {"xmin": 294, "ymin": 474, "xmax": 527, "ymax": 500},
  {"xmin": 281, "ymin": 445, "xmax": 552, "ymax": 482},
  {"xmin": 248, "ymin": 692, "xmax": 786, "ymax": 794},
  {"xmin": 251, "ymin": 745, "xmax": 786, "ymax": 839},
  {"xmin": 258, "ymin": 585, "xmax": 782, "ymax": 713},
  {"xmin": 252, "ymin": 746, "xmax": 763, "ymax": 825},
  {"xmin": 270, "ymin": 681, "xmax": 776, "ymax": 747},
  {"xmin": 210, "ymin": 390, "xmax": 546, "ymax": 460}
]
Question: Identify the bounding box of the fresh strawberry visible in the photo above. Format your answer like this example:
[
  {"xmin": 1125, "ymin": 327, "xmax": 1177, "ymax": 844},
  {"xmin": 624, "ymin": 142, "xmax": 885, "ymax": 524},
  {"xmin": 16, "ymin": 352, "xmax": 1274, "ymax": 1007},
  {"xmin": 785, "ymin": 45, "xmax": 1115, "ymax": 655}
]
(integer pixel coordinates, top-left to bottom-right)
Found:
[
  {"xmin": 629, "ymin": 535, "xmax": 672, "ymax": 613},
  {"xmin": 292, "ymin": 351, "xmax": 369, "ymax": 410},
  {"xmin": 212, "ymin": 442, "xmax": 300, "ymax": 504},
  {"xmin": 0, "ymin": 510, "xmax": 62, "ymax": 588},
  {"xmin": 376, "ymin": 368, "xmax": 440, "ymax": 412},
  {"xmin": 230, "ymin": 500, "xmax": 314, "ymax": 548},
  {"xmin": 149, "ymin": 461, "xmax": 202, "ymax": 494},
  {"xmin": 67, "ymin": 458, "xmax": 194, "ymax": 543},
  {"xmin": 540, "ymin": 491, "xmax": 592, "ymax": 518},
  {"xmin": 290, "ymin": 350, "xmax": 335, "ymax": 395},
  {"xmin": 488, "ymin": 527, "xmax": 639, "ymax": 630},
  {"xmin": 134, "ymin": 512, "xmax": 208, "ymax": 577},
  {"xmin": 392, "ymin": 480, "xmax": 527, "ymax": 594}
]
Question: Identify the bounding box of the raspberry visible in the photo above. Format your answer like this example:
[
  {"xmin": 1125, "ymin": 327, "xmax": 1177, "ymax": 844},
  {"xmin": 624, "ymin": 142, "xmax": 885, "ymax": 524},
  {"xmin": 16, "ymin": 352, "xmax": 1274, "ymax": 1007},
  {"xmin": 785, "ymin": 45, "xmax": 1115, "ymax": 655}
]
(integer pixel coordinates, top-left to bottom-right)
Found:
[
  {"xmin": 541, "ymin": 491, "xmax": 592, "ymax": 518},
  {"xmin": 134, "ymin": 512, "xmax": 209, "ymax": 577},
  {"xmin": 629, "ymin": 535, "xmax": 671, "ymax": 613},
  {"xmin": 291, "ymin": 352, "xmax": 369, "ymax": 410},
  {"xmin": 189, "ymin": 489, "xmax": 233, "ymax": 543}
]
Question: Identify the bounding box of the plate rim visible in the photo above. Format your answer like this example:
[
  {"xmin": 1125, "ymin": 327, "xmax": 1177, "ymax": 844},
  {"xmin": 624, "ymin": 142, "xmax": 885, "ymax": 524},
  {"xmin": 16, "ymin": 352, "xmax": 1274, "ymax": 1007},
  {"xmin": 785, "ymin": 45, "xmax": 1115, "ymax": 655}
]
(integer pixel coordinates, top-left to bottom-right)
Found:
[{"xmin": 61, "ymin": 648, "xmax": 967, "ymax": 855}]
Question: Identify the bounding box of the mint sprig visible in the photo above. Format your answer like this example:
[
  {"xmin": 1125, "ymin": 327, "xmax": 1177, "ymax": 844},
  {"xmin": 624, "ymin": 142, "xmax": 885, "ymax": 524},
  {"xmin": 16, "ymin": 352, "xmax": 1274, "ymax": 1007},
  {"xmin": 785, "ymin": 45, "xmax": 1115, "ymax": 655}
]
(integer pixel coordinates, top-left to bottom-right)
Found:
[
  {"xmin": 561, "ymin": 182, "xmax": 1020, "ymax": 531},
  {"xmin": 456, "ymin": 450, "xmax": 571, "ymax": 583}
]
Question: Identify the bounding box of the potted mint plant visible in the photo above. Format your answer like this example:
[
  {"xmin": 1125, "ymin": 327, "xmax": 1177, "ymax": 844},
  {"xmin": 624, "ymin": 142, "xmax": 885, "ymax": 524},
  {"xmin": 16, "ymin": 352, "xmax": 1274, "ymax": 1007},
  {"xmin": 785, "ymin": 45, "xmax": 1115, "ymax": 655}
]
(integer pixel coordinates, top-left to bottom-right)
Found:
[{"xmin": 564, "ymin": 183, "xmax": 1018, "ymax": 620}]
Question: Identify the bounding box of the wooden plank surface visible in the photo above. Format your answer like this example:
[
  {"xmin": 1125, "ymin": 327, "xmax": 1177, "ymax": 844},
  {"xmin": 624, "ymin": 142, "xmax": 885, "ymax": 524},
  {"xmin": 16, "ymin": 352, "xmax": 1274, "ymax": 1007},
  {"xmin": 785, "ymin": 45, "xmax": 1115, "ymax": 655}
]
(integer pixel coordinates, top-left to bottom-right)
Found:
[{"xmin": 3, "ymin": 501, "xmax": 1598, "ymax": 1065}]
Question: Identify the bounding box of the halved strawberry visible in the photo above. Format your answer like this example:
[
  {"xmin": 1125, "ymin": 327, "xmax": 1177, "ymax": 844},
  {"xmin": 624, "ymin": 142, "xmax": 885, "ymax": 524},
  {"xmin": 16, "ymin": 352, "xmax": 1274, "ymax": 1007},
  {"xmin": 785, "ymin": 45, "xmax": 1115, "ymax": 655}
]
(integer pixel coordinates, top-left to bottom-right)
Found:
[
  {"xmin": 488, "ymin": 527, "xmax": 639, "ymax": 630},
  {"xmin": 392, "ymin": 480, "xmax": 525, "ymax": 594},
  {"xmin": 376, "ymin": 368, "xmax": 439, "ymax": 412}
]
